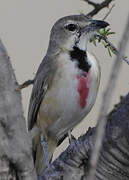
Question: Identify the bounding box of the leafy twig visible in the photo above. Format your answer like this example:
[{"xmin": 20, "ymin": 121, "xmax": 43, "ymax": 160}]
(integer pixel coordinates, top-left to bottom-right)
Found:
[
  {"xmin": 90, "ymin": 27, "xmax": 129, "ymax": 65},
  {"xmin": 87, "ymin": 12, "xmax": 129, "ymax": 180},
  {"xmin": 96, "ymin": 34, "xmax": 129, "ymax": 64}
]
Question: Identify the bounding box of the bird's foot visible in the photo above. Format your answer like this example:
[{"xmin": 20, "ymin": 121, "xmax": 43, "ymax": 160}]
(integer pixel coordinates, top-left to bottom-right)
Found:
[{"xmin": 68, "ymin": 130, "xmax": 76, "ymax": 144}]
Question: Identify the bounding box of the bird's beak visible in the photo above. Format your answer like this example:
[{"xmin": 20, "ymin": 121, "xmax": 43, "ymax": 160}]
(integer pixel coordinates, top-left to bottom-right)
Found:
[
  {"xmin": 90, "ymin": 20, "xmax": 109, "ymax": 29},
  {"xmin": 75, "ymin": 19, "xmax": 109, "ymax": 51},
  {"xmin": 82, "ymin": 19, "xmax": 109, "ymax": 34}
]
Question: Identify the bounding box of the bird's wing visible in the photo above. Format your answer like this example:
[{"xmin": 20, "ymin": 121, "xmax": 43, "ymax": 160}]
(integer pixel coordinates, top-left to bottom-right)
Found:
[{"xmin": 28, "ymin": 56, "xmax": 54, "ymax": 130}]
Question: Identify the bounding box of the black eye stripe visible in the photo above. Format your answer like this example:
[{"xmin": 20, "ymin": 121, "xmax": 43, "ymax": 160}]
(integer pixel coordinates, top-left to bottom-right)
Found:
[{"xmin": 65, "ymin": 24, "xmax": 77, "ymax": 31}]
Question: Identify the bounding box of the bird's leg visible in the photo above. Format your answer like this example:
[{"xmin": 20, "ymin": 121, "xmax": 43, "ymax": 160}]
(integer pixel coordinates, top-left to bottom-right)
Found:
[
  {"xmin": 68, "ymin": 130, "xmax": 76, "ymax": 144},
  {"xmin": 68, "ymin": 130, "xmax": 72, "ymax": 144},
  {"xmin": 38, "ymin": 176, "xmax": 42, "ymax": 180},
  {"xmin": 40, "ymin": 134, "xmax": 50, "ymax": 168}
]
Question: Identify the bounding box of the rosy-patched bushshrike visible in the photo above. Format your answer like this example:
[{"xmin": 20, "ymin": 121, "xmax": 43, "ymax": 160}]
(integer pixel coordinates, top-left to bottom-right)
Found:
[{"xmin": 28, "ymin": 14, "xmax": 109, "ymax": 175}]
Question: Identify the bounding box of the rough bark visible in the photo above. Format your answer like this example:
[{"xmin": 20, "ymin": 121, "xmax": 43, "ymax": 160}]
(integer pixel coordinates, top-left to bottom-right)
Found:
[
  {"xmin": 0, "ymin": 40, "xmax": 37, "ymax": 180},
  {"xmin": 40, "ymin": 94, "xmax": 129, "ymax": 180}
]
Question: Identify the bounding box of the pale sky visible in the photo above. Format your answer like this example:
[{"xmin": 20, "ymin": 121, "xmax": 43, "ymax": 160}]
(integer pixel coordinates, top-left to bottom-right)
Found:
[{"xmin": 0, "ymin": 0, "xmax": 129, "ymax": 157}]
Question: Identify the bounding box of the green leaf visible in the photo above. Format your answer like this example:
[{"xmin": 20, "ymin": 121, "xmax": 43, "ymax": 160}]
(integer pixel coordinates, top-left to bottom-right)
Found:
[
  {"xmin": 107, "ymin": 32, "xmax": 115, "ymax": 36},
  {"xmin": 108, "ymin": 47, "xmax": 112, "ymax": 57}
]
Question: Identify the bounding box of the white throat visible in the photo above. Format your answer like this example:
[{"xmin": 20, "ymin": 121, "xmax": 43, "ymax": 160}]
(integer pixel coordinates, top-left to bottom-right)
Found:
[
  {"xmin": 77, "ymin": 32, "xmax": 95, "ymax": 51},
  {"xmin": 77, "ymin": 34, "xmax": 88, "ymax": 51}
]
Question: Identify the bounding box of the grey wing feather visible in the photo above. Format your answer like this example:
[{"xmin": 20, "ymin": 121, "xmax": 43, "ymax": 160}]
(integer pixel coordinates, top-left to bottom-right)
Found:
[{"xmin": 28, "ymin": 56, "xmax": 52, "ymax": 130}]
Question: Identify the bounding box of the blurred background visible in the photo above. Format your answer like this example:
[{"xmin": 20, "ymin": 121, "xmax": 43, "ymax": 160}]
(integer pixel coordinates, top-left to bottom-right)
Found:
[{"xmin": 0, "ymin": 0, "xmax": 129, "ymax": 158}]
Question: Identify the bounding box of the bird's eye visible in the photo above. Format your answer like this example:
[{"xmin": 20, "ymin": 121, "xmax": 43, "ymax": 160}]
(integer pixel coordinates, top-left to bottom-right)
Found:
[{"xmin": 65, "ymin": 24, "xmax": 77, "ymax": 32}]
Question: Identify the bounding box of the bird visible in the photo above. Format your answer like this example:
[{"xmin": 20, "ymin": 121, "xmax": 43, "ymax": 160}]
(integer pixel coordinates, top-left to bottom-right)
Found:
[{"xmin": 28, "ymin": 14, "xmax": 109, "ymax": 176}]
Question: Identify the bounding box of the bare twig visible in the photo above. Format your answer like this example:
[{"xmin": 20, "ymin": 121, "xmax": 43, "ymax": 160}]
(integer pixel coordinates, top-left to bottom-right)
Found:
[
  {"xmin": 16, "ymin": 79, "xmax": 34, "ymax": 91},
  {"xmin": 103, "ymin": 4, "xmax": 115, "ymax": 20},
  {"xmin": 87, "ymin": 12, "xmax": 129, "ymax": 180},
  {"xmin": 83, "ymin": 0, "xmax": 113, "ymax": 17},
  {"xmin": 95, "ymin": 34, "xmax": 129, "ymax": 65},
  {"xmin": 83, "ymin": 0, "xmax": 98, "ymax": 8}
]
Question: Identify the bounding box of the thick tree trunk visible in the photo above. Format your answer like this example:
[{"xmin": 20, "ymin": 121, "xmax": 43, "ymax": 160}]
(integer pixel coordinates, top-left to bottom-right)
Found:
[{"xmin": 0, "ymin": 40, "xmax": 37, "ymax": 180}]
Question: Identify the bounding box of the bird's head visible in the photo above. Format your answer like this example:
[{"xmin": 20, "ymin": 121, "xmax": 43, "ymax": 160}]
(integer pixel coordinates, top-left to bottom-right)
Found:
[{"xmin": 47, "ymin": 14, "xmax": 109, "ymax": 54}]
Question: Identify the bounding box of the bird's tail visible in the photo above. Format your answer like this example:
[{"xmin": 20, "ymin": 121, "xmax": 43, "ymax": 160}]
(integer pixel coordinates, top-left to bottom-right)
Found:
[{"xmin": 33, "ymin": 135, "xmax": 57, "ymax": 176}]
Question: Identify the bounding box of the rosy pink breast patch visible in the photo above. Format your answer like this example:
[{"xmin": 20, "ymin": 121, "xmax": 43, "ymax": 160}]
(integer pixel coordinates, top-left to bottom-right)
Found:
[{"xmin": 77, "ymin": 71, "xmax": 91, "ymax": 108}]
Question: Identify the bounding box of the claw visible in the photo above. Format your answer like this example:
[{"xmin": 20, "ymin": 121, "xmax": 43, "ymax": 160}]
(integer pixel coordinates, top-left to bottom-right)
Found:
[{"xmin": 68, "ymin": 130, "xmax": 76, "ymax": 144}]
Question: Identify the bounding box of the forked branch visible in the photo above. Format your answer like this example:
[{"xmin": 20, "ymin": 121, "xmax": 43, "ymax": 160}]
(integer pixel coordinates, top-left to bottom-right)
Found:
[{"xmin": 83, "ymin": 0, "xmax": 113, "ymax": 17}]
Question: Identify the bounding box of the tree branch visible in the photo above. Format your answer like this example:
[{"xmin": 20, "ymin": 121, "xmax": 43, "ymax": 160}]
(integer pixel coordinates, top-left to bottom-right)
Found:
[
  {"xmin": 0, "ymin": 40, "xmax": 37, "ymax": 180},
  {"xmin": 40, "ymin": 93, "xmax": 129, "ymax": 180},
  {"xmin": 16, "ymin": 79, "xmax": 34, "ymax": 91},
  {"xmin": 94, "ymin": 34, "xmax": 129, "ymax": 65},
  {"xmin": 83, "ymin": 0, "xmax": 113, "ymax": 17},
  {"xmin": 83, "ymin": 0, "xmax": 98, "ymax": 8}
]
